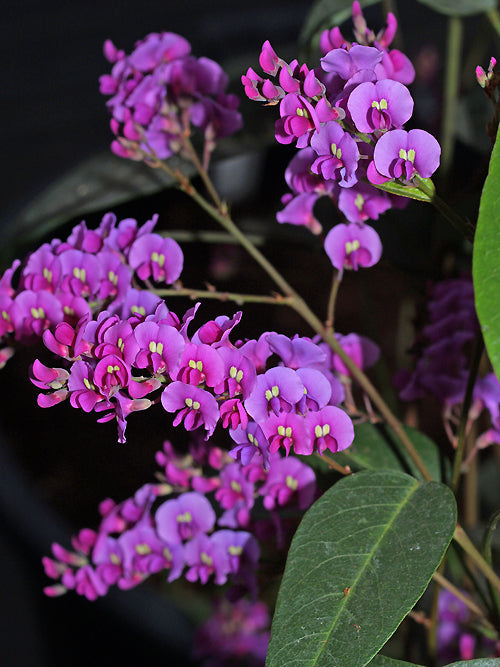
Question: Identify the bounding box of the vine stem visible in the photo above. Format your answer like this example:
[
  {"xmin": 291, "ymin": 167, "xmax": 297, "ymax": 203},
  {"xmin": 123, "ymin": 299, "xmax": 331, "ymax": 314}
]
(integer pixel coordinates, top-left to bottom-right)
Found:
[
  {"xmin": 152, "ymin": 286, "xmax": 292, "ymax": 306},
  {"xmin": 450, "ymin": 334, "xmax": 484, "ymax": 493},
  {"xmin": 454, "ymin": 524, "xmax": 500, "ymax": 596}
]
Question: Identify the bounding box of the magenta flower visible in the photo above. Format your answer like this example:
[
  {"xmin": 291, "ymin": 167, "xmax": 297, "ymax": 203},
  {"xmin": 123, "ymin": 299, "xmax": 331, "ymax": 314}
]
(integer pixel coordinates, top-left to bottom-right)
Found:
[
  {"xmin": 262, "ymin": 412, "xmax": 311, "ymax": 456},
  {"xmin": 125, "ymin": 320, "xmax": 185, "ymax": 374},
  {"xmin": 184, "ymin": 532, "xmax": 229, "ymax": 585},
  {"xmin": 331, "ymin": 332, "xmax": 380, "ymax": 377},
  {"xmin": 118, "ymin": 523, "xmax": 184, "ymax": 582},
  {"xmin": 310, "ymin": 121, "xmax": 359, "ymax": 186},
  {"xmin": 295, "ymin": 367, "xmax": 332, "ymax": 414},
  {"xmin": 11, "ymin": 290, "xmax": 64, "ymax": 342},
  {"xmin": 155, "ymin": 492, "xmax": 215, "ymax": 545},
  {"xmin": 324, "ymin": 222, "xmax": 382, "ymax": 275},
  {"xmin": 244, "ymin": 367, "xmax": 305, "ymax": 422},
  {"xmin": 368, "ymin": 128, "xmax": 441, "ymax": 184},
  {"xmin": 276, "ymin": 193, "xmax": 322, "ymax": 234},
  {"xmin": 161, "ymin": 382, "xmax": 220, "ymax": 437},
  {"xmin": 305, "ymin": 405, "xmax": 354, "ymax": 455},
  {"xmin": 229, "ymin": 421, "xmax": 271, "ymax": 469},
  {"xmin": 338, "ymin": 183, "xmax": 391, "ymax": 223},
  {"xmin": 347, "ymin": 79, "xmax": 413, "ymax": 132},
  {"xmin": 128, "ymin": 233, "xmax": 183, "ymax": 283},
  {"xmin": 320, "ymin": 44, "xmax": 382, "ymax": 87},
  {"xmin": 93, "ymin": 354, "xmax": 131, "ymax": 398},
  {"xmin": 259, "ymin": 456, "xmax": 316, "ymax": 510}
]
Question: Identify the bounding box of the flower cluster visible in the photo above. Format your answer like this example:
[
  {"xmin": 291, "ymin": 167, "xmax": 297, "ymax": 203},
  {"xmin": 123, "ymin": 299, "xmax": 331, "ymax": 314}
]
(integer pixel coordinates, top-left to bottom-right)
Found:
[
  {"xmin": 0, "ymin": 212, "xmax": 182, "ymax": 370},
  {"xmin": 42, "ymin": 437, "xmax": 317, "ymax": 601},
  {"xmin": 193, "ymin": 598, "xmax": 270, "ymax": 666},
  {"xmin": 31, "ymin": 287, "xmax": 356, "ymax": 453},
  {"xmin": 394, "ymin": 277, "xmax": 500, "ymax": 456},
  {"xmin": 437, "ymin": 589, "xmax": 500, "ymax": 664},
  {"xmin": 99, "ymin": 32, "xmax": 242, "ymax": 161},
  {"xmin": 242, "ymin": 1, "xmax": 440, "ymax": 276}
]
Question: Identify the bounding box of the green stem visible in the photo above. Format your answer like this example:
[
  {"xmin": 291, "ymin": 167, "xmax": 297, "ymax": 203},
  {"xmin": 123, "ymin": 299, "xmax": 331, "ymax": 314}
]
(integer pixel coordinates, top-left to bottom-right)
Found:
[
  {"xmin": 487, "ymin": 9, "xmax": 500, "ymax": 39},
  {"xmin": 325, "ymin": 271, "xmax": 342, "ymax": 333},
  {"xmin": 483, "ymin": 509, "xmax": 500, "ymax": 625},
  {"xmin": 454, "ymin": 524, "xmax": 500, "ymax": 596},
  {"xmin": 440, "ymin": 16, "xmax": 463, "ymax": 183},
  {"xmin": 151, "ymin": 286, "xmax": 292, "ymax": 306},
  {"xmin": 415, "ymin": 176, "xmax": 474, "ymax": 242},
  {"xmin": 451, "ymin": 334, "xmax": 484, "ymax": 493}
]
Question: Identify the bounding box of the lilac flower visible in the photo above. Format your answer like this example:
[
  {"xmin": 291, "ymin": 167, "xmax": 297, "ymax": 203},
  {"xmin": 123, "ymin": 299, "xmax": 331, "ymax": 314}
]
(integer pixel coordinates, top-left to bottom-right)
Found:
[
  {"xmin": 331, "ymin": 332, "xmax": 380, "ymax": 377},
  {"xmin": 128, "ymin": 233, "xmax": 183, "ymax": 283},
  {"xmin": 118, "ymin": 523, "xmax": 184, "ymax": 582},
  {"xmin": 347, "ymin": 79, "xmax": 414, "ymax": 133},
  {"xmin": 155, "ymin": 492, "xmax": 216, "ymax": 544},
  {"xmin": 229, "ymin": 421, "xmax": 271, "ymax": 470},
  {"xmin": 125, "ymin": 320, "xmax": 185, "ymax": 375},
  {"xmin": 176, "ymin": 342, "xmax": 225, "ymax": 387},
  {"xmin": 184, "ymin": 532, "xmax": 229, "ymax": 585},
  {"xmin": 321, "ymin": 44, "xmax": 382, "ymax": 89},
  {"xmin": 161, "ymin": 382, "xmax": 220, "ymax": 437},
  {"xmin": 276, "ymin": 193, "xmax": 322, "ymax": 234},
  {"xmin": 338, "ymin": 183, "xmax": 391, "ymax": 223},
  {"xmin": 244, "ymin": 367, "xmax": 305, "ymax": 422},
  {"xmin": 262, "ymin": 412, "xmax": 311, "ymax": 456},
  {"xmin": 259, "ymin": 456, "xmax": 316, "ymax": 510},
  {"xmin": 368, "ymin": 128, "xmax": 441, "ymax": 184},
  {"xmin": 324, "ymin": 222, "xmax": 383, "ymax": 275},
  {"xmin": 305, "ymin": 406, "xmax": 355, "ymax": 455},
  {"xmin": 310, "ymin": 121, "xmax": 359, "ymax": 186},
  {"xmin": 295, "ymin": 367, "xmax": 332, "ymax": 414},
  {"xmin": 10, "ymin": 290, "xmax": 63, "ymax": 342},
  {"xmin": 215, "ymin": 463, "xmax": 255, "ymax": 528}
]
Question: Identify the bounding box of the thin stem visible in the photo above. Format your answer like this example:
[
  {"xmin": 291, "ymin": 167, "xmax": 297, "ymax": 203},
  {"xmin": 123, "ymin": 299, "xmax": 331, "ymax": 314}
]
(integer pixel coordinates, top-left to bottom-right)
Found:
[
  {"xmin": 432, "ymin": 570, "xmax": 489, "ymax": 622},
  {"xmin": 482, "ymin": 509, "xmax": 500, "ymax": 625},
  {"xmin": 151, "ymin": 286, "xmax": 292, "ymax": 306},
  {"xmin": 451, "ymin": 334, "xmax": 484, "ymax": 493},
  {"xmin": 440, "ymin": 16, "xmax": 463, "ymax": 182},
  {"xmin": 325, "ymin": 271, "xmax": 342, "ymax": 333},
  {"xmin": 415, "ymin": 176, "xmax": 474, "ymax": 242},
  {"xmin": 454, "ymin": 524, "xmax": 500, "ymax": 597},
  {"xmin": 314, "ymin": 452, "xmax": 352, "ymax": 476}
]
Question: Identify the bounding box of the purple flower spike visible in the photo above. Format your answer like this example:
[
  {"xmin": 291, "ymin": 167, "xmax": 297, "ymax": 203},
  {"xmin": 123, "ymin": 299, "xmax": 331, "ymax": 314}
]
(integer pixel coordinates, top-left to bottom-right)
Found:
[
  {"xmin": 347, "ymin": 80, "xmax": 414, "ymax": 133},
  {"xmin": 155, "ymin": 492, "xmax": 216, "ymax": 545},
  {"xmin": 324, "ymin": 222, "xmax": 382, "ymax": 275},
  {"xmin": 369, "ymin": 128, "xmax": 441, "ymax": 184}
]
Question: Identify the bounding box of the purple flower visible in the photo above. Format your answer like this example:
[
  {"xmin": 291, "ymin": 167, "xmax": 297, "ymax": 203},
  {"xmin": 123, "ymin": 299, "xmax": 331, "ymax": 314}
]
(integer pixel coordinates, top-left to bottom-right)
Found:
[
  {"xmin": 262, "ymin": 412, "xmax": 311, "ymax": 456},
  {"xmin": 368, "ymin": 128, "xmax": 441, "ymax": 183},
  {"xmin": 331, "ymin": 332, "xmax": 380, "ymax": 377},
  {"xmin": 305, "ymin": 405, "xmax": 354, "ymax": 455},
  {"xmin": 276, "ymin": 193, "xmax": 322, "ymax": 234},
  {"xmin": 229, "ymin": 421, "xmax": 271, "ymax": 470},
  {"xmin": 324, "ymin": 222, "xmax": 382, "ymax": 275},
  {"xmin": 155, "ymin": 492, "xmax": 215, "ymax": 544},
  {"xmin": 118, "ymin": 523, "xmax": 184, "ymax": 582},
  {"xmin": 310, "ymin": 121, "xmax": 359, "ymax": 186},
  {"xmin": 259, "ymin": 456, "xmax": 316, "ymax": 510},
  {"xmin": 125, "ymin": 320, "xmax": 185, "ymax": 375},
  {"xmin": 321, "ymin": 44, "xmax": 382, "ymax": 87},
  {"xmin": 338, "ymin": 183, "xmax": 391, "ymax": 223},
  {"xmin": 128, "ymin": 233, "xmax": 183, "ymax": 283},
  {"xmin": 161, "ymin": 382, "xmax": 220, "ymax": 437},
  {"xmin": 244, "ymin": 367, "xmax": 305, "ymax": 422},
  {"xmin": 184, "ymin": 532, "xmax": 229, "ymax": 585},
  {"xmin": 347, "ymin": 79, "xmax": 413, "ymax": 132}
]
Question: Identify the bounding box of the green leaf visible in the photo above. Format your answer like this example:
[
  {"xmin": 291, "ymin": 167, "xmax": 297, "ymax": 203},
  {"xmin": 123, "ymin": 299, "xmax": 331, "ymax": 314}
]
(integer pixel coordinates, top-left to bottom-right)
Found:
[
  {"xmin": 473, "ymin": 123, "xmax": 500, "ymax": 381},
  {"xmin": 266, "ymin": 470, "xmax": 457, "ymax": 667},
  {"xmin": 332, "ymin": 422, "xmax": 443, "ymax": 481},
  {"xmin": 373, "ymin": 178, "xmax": 435, "ymax": 203},
  {"xmin": 298, "ymin": 0, "xmax": 380, "ymax": 54},
  {"xmin": 367, "ymin": 656, "xmax": 423, "ymax": 667},
  {"xmin": 417, "ymin": 0, "xmax": 495, "ymax": 16},
  {"xmin": 445, "ymin": 661, "xmax": 500, "ymax": 667}
]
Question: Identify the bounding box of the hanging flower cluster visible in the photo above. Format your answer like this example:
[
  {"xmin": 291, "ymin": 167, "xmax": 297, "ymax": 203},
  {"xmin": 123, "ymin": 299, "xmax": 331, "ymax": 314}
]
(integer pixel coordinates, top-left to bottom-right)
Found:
[
  {"xmin": 242, "ymin": 1, "xmax": 440, "ymax": 276},
  {"xmin": 42, "ymin": 437, "xmax": 317, "ymax": 601},
  {"xmin": 99, "ymin": 32, "xmax": 242, "ymax": 161}
]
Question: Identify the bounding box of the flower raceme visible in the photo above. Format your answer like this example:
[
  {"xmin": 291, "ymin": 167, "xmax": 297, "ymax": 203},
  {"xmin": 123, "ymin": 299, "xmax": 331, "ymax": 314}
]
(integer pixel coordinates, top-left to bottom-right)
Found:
[
  {"xmin": 99, "ymin": 32, "xmax": 242, "ymax": 161},
  {"xmin": 242, "ymin": 1, "xmax": 441, "ymax": 276}
]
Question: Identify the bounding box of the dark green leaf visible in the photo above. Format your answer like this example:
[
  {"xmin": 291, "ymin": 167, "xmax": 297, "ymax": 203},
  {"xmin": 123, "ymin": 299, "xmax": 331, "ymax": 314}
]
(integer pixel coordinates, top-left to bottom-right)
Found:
[
  {"xmin": 473, "ymin": 123, "xmax": 500, "ymax": 381},
  {"xmin": 332, "ymin": 422, "xmax": 443, "ymax": 481},
  {"xmin": 417, "ymin": 0, "xmax": 495, "ymax": 16},
  {"xmin": 266, "ymin": 470, "xmax": 456, "ymax": 667},
  {"xmin": 367, "ymin": 656, "xmax": 424, "ymax": 667}
]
